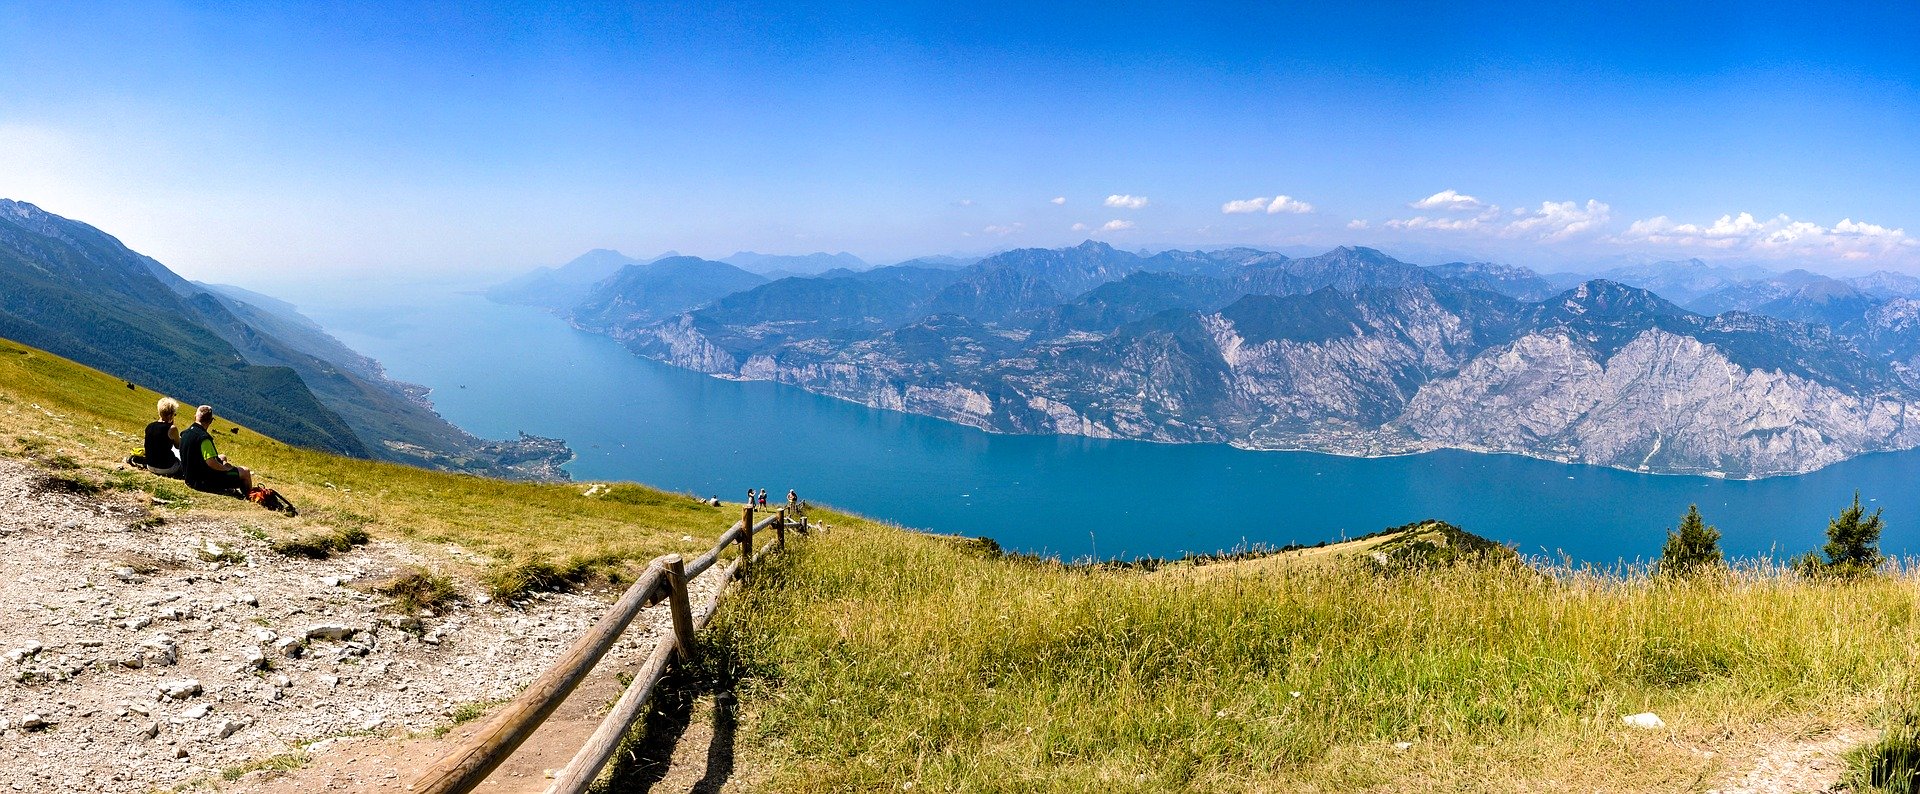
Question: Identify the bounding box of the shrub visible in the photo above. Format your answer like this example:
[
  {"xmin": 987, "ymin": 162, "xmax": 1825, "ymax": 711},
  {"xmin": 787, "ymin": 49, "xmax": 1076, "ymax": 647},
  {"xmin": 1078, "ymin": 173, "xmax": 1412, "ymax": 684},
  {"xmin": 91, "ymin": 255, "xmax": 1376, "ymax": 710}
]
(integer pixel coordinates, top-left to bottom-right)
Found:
[
  {"xmin": 1658, "ymin": 504, "xmax": 1724, "ymax": 577},
  {"xmin": 1797, "ymin": 491, "xmax": 1885, "ymax": 579}
]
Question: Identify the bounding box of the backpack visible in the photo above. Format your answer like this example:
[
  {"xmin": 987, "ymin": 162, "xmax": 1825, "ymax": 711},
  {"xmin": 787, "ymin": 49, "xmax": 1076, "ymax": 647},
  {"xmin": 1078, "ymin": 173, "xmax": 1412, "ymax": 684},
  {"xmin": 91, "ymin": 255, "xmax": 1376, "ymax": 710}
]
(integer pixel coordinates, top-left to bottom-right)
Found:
[{"xmin": 247, "ymin": 487, "xmax": 298, "ymax": 516}]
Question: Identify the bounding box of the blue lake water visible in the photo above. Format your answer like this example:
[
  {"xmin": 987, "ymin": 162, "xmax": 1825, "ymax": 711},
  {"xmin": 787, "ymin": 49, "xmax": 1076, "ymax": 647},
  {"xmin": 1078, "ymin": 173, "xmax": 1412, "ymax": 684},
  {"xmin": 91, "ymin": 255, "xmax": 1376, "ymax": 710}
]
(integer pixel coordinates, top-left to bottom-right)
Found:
[{"xmin": 300, "ymin": 286, "xmax": 1920, "ymax": 566}]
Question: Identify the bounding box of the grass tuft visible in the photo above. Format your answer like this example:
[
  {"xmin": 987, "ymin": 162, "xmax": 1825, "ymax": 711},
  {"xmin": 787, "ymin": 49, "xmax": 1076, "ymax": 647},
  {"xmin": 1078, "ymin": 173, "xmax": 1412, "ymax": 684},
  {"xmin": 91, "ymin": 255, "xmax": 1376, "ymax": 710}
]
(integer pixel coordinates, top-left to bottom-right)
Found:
[
  {"xmin": 1851, "ymin": 710, "xmax": 1920, "ymax": 792},
  {"xmin": 219, "ymin": 751, "xmax": 309, "ymax": 781},
  {"xmin": 374, "ymin": 568, "xmax": 460, "ymax": 614},
  {"xmin": 481, "ymin": 556, "xmax": 592, "ymax": 601},
  {"xmin": 269, "ymin": 525, "xmax": 371, "ymax": 558}
]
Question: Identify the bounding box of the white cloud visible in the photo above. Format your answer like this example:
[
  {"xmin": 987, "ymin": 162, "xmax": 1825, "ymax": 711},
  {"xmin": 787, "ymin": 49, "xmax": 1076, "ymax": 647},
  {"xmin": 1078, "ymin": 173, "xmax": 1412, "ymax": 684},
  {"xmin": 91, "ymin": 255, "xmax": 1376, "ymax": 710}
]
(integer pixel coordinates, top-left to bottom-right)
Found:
[
  {"xmin": 1267, "ymin": 195, "xmax": 1313, "ymax": 214},
  {"xmin": 1386, "ymin": 214, "xmax": 1487, "ymax": 232},
  {"xmin": 1221, "ymin": 194, "xmax": 1314, "ymax": 215},
  {"xmin": 1410, "ymin": 189, "xmax": 1484, "ymax": 211},
  {"xmin": 1050, "ymin": 196, "xmax": 1066, "ymax": 205},
  {"xmin": 1346, "ymin": 219, "xmax": 1369, "ymax": 230},
  {"xmin": 957, "ymin": 198, "xmax": 975, "ymax": 207},
  {"xmin": 1104, "ymin": 194, "xmax": 1149, "ymax": 209},
  {"xmin": 1221, "ymin": 197, "xmax": 1271, "ymax": 214},
  {"xmin": 1101, "ymin": 219, "xmax": 1135, "ymax": 232},
  {"xmin": 1504, "ymin": 199, "xmax": 1612, "ymax": 242},
  {"xmin": 1618, "ymin": 212, "xmax": 1916, "ymax": 259},
  {"xmin": 982, "ymin": 223, "xmax": 1024, "ymax": 236},
  {"xmin": 1070, "ymin": 222, "xmax": 1090, "ymax": 232}
]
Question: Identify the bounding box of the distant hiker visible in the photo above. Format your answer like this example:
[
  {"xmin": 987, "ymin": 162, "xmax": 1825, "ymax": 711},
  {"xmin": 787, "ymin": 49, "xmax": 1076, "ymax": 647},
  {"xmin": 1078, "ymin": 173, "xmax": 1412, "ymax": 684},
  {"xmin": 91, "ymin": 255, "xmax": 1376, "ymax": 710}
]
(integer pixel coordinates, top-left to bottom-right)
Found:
[
  {"xmin": 787, "ymin": 489, "xmax": 798, "ymax": 508},
  {"xmin": 747, "ymin": 488, "xmax": 757, "ymax": 506},
  {"xmin": 131, "ymin": 398, "xmax": 183, "ymax": 476},
  {"xmin": 709, "ymin": 495, "xmax": 721, "ymax": 507},
  {"xmin": 180, "ymin": 405, "xmax": 253, "ymax": 495},
  {"xmin": 758, "ymin": 489, "xmax": 768, "ymax": 508}
]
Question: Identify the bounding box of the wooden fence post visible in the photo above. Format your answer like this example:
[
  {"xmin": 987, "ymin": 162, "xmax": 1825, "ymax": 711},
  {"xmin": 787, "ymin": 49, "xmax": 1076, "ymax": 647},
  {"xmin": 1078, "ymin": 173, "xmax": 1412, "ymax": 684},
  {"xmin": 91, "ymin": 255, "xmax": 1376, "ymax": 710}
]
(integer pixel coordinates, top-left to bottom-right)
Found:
[
  {"xmin": 740, "ymin": 506, "xmax": 754, "ymax": 582},
  {"xmin": 776, "ymin": 508, "xmax": 787, "ymax": 548},
  {"xmin": 664, "ymin": 554, "xmax": 695, "ymax": 662}
]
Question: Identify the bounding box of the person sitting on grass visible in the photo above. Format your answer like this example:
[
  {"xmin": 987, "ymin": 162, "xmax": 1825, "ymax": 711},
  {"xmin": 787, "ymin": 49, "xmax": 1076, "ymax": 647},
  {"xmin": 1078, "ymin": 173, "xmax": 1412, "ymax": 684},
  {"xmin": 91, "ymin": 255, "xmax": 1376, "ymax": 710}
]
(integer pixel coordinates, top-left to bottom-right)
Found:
[
  {"xmin": 131, "ymin": 397, "xmax": 183, "ymax": 477},
  {"xmin": 179, "ymin": 404, "xmax": 253, "ymax": 495}
]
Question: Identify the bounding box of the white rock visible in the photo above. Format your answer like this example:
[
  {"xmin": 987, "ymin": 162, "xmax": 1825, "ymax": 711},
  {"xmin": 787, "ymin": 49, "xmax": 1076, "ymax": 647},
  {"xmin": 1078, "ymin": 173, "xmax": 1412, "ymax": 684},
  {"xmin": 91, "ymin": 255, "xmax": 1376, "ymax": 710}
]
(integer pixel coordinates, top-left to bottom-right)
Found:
[
  {"xmin": 137, "ymin": 721, "xmax": 159, "ymax": 739},
  {"xmin": 120, "ymin": 616, "xmax": 153, "ymax": 631},
  {"xmin": 3, "ymin": 641, "xmax": 41, "ymax": 663},
  {"xmin": 254, "ymin": 629, "xmax": 277, "ymax": 643},
  {"xmin": 214, "ymin": 718, "xmax": 244, "ymax": 739},
  {"xmin": 242, "ymin": 646, "xmax": 267, "ymax": 670},
  {"xmin": 270, "ymin": 674, "xmax": 291, "ymax": 689},
  {"xmin": 18, "ymin": 714, "xmax": 48, "ymax": 731},
  {"xmin": 305, "ymin": 623, "xmax": 359, "ymax": 641},
  {"xmin": 321, "ymin": 576, "xmax": 342, "ymax": 587},
  {"xmin": 274, "ymin": 636, "xmax": 305, "ymax": 658},
  {"xmin": 1622, "ymin": 712, "xmax": 1666, "ymax": 729},
  {"xmin": 159, "ymin": 679, "xmax": 202, "ymax": 700},
  {"xmin": 234, "ymin": 592, "xmax": 258, "ymax": 607},
  {"xmin": 180, "ymin": 704, "xmax": 211, "ymax": 720},
  {"xmin": 1393, "ymin": 741, "xmax": 1414, "ymax": 750},
  {"xmin": 141, "ymin": 635, "xmax": 178, "ymax": 665}
]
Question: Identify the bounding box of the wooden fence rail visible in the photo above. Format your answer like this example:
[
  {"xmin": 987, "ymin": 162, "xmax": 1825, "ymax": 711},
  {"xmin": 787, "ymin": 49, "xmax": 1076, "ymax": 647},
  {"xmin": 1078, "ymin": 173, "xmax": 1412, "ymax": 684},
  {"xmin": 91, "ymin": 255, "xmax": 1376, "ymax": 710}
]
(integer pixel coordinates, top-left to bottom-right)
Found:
[{"xmin": 407, "ymin": 506, "xmax": 808, "ymax": 794}]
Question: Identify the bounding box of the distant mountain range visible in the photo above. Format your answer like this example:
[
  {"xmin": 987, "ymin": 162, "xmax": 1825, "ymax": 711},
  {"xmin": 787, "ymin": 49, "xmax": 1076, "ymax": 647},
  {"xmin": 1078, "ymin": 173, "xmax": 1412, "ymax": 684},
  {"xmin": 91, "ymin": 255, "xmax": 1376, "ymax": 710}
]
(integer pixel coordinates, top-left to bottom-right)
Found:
[
  {"xmin": 508, "ymin": 240, "xmax": 1920, "ymax": 478},
  {"xmin": 0, "ymin": 199, "xmax": 569, "ymax": 479}
]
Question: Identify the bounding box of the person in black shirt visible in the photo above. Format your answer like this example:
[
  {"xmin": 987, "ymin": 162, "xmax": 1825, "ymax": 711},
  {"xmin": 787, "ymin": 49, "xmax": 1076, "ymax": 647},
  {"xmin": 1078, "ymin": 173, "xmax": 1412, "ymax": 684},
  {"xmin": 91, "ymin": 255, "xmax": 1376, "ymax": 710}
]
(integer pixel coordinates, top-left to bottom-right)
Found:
[
  {"xmin": 140, "ymin": 398, "xmax": 183, "ymax": 476},
  {"xmin": 179, "ymin": 404, "xmax": 253, "ymax": 494}
]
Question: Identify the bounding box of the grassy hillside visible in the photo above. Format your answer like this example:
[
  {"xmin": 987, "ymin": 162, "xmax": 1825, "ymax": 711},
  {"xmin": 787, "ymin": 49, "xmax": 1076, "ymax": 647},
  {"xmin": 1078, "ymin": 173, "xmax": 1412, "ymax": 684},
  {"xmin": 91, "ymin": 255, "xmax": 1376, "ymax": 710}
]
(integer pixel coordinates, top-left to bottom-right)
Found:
[
  {"xmin": 709, "ymin": 520, "xmax": 1920, "ymax": 792},
  {"xmin": 0, "ymin": 335, "xmax": 815, "ymax": 585}
]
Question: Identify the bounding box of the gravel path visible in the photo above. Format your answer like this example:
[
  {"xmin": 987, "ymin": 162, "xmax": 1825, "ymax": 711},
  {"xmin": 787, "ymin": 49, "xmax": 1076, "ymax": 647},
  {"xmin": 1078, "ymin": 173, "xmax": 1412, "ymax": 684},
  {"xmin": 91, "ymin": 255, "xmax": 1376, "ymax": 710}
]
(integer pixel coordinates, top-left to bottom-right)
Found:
[{"xmin": 0, "ymin": 457, "xmax": 729, "ymax": 792}]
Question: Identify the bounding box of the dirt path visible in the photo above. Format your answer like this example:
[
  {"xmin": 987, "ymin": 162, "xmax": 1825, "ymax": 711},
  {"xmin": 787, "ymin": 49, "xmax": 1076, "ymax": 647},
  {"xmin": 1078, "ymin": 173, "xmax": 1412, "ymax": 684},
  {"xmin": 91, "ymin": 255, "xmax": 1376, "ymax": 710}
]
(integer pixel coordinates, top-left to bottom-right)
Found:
[
  {"xmin": 0, "ymin": 457, "xmax": 726, "ymax": 792},
  {"xmin": 1707, "ymin": 725, "xmax": 1874, "ymax": 794}
]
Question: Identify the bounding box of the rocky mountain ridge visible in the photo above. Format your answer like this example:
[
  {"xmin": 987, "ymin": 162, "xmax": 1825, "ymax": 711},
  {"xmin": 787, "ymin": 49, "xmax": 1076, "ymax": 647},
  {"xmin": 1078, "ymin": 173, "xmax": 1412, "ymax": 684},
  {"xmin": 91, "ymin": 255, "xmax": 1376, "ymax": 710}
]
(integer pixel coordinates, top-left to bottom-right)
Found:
[{"xmin": 556, "ymin": 241, "xmax": 1920, "ymax": 478}]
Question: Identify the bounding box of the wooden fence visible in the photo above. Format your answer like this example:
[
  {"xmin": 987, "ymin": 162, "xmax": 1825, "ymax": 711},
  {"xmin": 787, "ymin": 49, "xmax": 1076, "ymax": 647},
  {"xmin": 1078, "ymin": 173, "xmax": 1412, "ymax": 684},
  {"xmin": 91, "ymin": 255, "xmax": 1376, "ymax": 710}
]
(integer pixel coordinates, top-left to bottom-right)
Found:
[{"xmin": 406, "ymin": 505, "xmax": 808, "ymax": 793}]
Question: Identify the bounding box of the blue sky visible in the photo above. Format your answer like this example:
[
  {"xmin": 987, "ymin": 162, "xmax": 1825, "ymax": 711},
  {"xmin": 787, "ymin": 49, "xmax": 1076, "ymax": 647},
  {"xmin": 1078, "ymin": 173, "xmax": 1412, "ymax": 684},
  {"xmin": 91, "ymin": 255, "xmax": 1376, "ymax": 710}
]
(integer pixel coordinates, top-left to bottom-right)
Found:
[{"xmin": 2, "ymin": 1, "xmax": 1916, "ymax": 281}]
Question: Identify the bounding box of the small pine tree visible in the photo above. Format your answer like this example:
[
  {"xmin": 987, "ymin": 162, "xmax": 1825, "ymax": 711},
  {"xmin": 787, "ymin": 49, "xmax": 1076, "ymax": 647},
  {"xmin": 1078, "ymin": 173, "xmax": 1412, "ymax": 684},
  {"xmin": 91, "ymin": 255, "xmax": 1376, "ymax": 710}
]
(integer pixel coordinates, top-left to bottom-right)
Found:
[
  {"xmin": 1819, "ymin": 491, "xmax": 1885, "ymax": 577},
  {"xmin": 1658, "ymin": 504, "xmax": 1723, "ymax": 576}
]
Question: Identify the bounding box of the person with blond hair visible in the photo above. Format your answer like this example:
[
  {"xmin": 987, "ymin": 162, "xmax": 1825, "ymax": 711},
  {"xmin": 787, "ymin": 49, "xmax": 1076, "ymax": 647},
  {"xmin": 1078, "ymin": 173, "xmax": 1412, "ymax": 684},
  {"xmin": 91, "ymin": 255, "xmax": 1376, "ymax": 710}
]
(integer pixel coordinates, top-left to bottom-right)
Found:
[
  {"xmin": 179, "ymin": 404, "xmax": 253, "ymax": 494},
  {"xmin": 136, "ymin": 397, "xmax": 183, "ymax": 476}
]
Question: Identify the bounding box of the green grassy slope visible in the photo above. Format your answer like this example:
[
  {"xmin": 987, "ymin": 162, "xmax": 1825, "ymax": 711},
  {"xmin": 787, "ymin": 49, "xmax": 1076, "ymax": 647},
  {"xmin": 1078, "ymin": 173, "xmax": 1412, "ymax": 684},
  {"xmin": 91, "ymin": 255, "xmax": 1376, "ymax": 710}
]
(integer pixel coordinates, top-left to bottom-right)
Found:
[{"xmin": 708, "ymin": 521, "xmax": 1919, "ymax": 792}]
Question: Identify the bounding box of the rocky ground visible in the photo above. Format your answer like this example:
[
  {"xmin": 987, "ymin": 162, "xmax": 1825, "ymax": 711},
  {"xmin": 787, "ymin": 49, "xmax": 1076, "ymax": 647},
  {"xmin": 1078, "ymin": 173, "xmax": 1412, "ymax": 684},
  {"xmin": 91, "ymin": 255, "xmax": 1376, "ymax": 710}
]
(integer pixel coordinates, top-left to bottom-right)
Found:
[{"xmin": 0, "ymin": 457, "xmax": 722, "ymax": 792}]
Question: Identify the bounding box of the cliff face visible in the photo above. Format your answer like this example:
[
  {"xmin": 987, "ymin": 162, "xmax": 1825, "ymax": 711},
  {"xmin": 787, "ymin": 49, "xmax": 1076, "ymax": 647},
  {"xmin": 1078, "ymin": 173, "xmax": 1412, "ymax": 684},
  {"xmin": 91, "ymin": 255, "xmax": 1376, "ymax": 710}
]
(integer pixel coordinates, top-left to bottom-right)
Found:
[{"xmin": 599, "ymin": 244, "xmax": 1920, "ymax": 478}]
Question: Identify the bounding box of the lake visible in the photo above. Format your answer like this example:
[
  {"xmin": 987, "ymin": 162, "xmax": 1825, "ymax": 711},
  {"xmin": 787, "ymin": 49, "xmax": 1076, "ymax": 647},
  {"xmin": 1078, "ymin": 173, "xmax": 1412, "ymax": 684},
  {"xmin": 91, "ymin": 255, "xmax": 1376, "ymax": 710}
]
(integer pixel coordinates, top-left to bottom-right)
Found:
[{"xmin": 299, "ymin": 284, "xmax": 1920, "ymax": 566}]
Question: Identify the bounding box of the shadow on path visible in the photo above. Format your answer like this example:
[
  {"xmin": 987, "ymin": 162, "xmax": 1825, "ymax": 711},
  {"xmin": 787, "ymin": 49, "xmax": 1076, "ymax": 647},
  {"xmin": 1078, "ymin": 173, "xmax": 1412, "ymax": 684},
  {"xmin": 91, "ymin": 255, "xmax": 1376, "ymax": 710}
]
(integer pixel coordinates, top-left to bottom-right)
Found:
[{"xmin": 601, "ymin": 652, "xmax": 741, "ymax": 793}]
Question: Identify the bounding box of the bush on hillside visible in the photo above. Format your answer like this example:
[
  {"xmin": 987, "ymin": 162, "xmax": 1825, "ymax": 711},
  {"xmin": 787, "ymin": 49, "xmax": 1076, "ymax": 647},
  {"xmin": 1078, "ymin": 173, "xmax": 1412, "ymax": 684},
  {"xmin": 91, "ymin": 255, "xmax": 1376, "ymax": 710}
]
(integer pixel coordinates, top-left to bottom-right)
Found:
[
  {"xmin": 1657, "ymin": 504, "xmax": 1723, "ymax": 577},
  {"xmin": 1795, "ymin": 491, "xmax": 1885, "ymax": 579}
]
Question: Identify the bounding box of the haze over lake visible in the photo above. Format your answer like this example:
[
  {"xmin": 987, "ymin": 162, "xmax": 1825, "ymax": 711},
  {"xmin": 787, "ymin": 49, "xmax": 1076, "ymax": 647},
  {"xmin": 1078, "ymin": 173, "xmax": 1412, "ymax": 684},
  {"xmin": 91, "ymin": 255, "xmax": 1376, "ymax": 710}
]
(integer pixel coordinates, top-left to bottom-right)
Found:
[{"xmin": 302, "ymin": 285, "xmax": 1920, "ymax": 566}]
